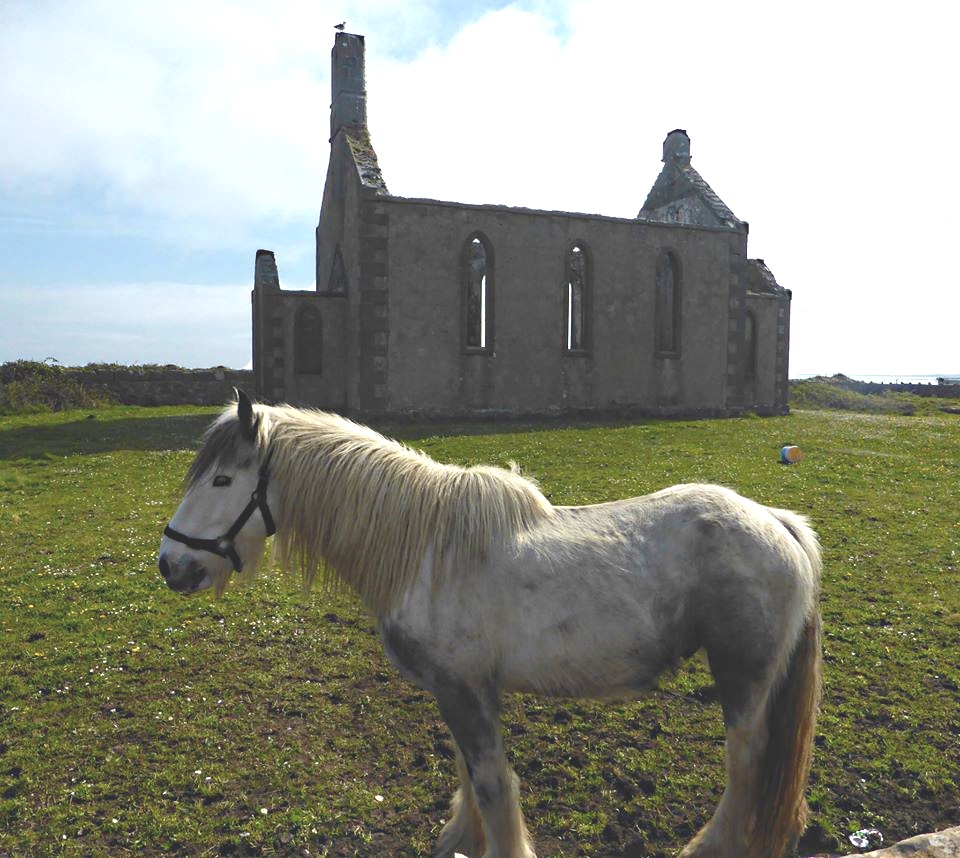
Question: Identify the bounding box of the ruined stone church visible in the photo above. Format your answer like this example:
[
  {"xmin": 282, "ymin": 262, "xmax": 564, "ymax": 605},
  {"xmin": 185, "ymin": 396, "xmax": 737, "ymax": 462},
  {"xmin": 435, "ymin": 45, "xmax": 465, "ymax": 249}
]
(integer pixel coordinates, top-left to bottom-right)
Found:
[{"xmin": 252, "ymin": 32, "xmax": 791, "ymax": 418}]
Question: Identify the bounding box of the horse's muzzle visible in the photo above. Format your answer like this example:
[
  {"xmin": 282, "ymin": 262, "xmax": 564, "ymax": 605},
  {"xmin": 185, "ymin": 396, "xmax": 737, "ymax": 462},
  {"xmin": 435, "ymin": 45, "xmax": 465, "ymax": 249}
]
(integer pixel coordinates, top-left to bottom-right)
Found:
[{"xmin": 158, "ymin": 553, "xmax": 212, "ymax": 595}]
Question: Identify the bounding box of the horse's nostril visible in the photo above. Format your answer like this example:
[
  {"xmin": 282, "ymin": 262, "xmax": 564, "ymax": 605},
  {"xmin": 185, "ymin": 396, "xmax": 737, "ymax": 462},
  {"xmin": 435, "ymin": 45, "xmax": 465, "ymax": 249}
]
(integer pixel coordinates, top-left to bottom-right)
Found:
[
  {"xmin": 159, "ymin": 555, "xmax": 172, "ymax": 580},
  {"xmin": 188, "ymin": 566, "xmax": 207, "ymax": 589}
]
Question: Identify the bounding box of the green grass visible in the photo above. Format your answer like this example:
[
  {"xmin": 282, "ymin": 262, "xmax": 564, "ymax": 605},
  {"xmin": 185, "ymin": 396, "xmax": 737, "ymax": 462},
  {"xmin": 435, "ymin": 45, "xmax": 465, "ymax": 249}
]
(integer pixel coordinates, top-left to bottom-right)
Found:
[
  {"xmin": 789, "ymin": 377, "xmax": 960, "ymax": 416},
  {"xmin": 1, "ymin": 404, "xmax": 957, "ymax": 856}
]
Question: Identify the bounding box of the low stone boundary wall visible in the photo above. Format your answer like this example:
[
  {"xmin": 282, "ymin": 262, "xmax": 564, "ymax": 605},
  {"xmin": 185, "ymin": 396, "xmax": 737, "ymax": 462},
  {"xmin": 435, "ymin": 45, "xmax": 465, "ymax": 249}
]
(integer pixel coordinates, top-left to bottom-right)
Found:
[
  {"xmin": 832, "ymin": 379, "xmax": 960, "ymax": 398},
  {"xmin": 66, "ymin": 365, "xmax": 253, "ymax": 406}
]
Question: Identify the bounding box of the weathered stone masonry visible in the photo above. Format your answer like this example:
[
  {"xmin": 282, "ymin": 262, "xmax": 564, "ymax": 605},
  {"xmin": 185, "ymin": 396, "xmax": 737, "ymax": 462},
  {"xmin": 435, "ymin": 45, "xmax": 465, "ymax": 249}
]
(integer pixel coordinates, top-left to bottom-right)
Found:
[
  {"xmin": 65, "ymin": 365, "xmax": 253, "ymax": 406},
  {"xmin": 252, "ymin": 32, "xmax": 792, "ymax": 419}
]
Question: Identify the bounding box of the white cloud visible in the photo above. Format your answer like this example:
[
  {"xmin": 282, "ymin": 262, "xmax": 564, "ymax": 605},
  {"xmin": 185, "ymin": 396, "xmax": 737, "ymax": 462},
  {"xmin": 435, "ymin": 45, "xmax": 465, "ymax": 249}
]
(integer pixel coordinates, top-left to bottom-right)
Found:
[{"xmin": 0, "ymin": 1, "xmax": 332, "ymax": 224}]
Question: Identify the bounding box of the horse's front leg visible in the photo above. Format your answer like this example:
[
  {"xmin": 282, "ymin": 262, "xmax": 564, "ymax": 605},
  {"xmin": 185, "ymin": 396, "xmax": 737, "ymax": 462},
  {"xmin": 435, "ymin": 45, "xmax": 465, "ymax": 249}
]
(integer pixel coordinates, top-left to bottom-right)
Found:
[
  {"xmin": 435, "ymin": 683, "xmax": 536, "ymax": 858},
  {"xmin": 433, "ymin": 747, "xmax": 485, "ymax": 858}
]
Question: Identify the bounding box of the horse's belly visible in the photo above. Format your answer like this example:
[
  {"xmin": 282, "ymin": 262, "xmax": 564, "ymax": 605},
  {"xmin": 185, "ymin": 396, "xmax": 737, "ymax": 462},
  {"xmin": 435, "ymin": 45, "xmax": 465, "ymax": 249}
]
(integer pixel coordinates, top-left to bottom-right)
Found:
[
  {"xmin": 497, "ymin": 607, "xmax": 680, "ymax": 699},
  {"xmin": 383, "ymin": 535, "xmax": 696, "ymax": 701}
]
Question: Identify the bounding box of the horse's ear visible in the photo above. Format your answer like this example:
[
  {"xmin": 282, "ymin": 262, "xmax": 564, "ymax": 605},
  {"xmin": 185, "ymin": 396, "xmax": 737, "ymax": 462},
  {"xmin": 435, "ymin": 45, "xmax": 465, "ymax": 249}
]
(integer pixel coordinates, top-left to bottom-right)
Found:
[{"xmin": 236, "ymin": 388, "xmax": 257, "ymax": 441}]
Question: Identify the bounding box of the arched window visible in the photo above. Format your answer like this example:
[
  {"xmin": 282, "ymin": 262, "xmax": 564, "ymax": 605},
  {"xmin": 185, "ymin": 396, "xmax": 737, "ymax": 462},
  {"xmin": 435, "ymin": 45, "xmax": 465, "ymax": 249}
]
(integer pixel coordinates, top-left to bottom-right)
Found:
[
  {"xmin": 294, "ymin": 304, "xmax": 323, "ymax": 375},
  {"xmin": 655, "ymin": 250, "xmax": 681, "ymax": 356},
  {"xmin": 565, "ymin": 244, "xmax": 590, "ymax": 353},
  {"xmin": 463, "ymin": 234, "xmax": 493, "ymax": 352},
  {"xmin": 744, "ymin": 310, "xmax": 757, "ymax": 379}
]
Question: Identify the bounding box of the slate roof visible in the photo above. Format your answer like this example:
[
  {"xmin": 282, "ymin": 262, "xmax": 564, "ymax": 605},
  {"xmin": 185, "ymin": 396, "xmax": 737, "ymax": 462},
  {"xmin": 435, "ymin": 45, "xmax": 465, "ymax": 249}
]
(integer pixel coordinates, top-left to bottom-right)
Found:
[
  {"xmin": 346, "ymin": 129, "xmax": 389, "ymax": 194},
  {"xmin": 678, "ymin": 162, "xmax": 740, "ymax": 225},
  {"xmin": 638, "ymin": 133, "xmax": 743, "ymax": 229},
  {"xmin": 746, "ymin": 258, "xmax": 787, "ymax": 295}
]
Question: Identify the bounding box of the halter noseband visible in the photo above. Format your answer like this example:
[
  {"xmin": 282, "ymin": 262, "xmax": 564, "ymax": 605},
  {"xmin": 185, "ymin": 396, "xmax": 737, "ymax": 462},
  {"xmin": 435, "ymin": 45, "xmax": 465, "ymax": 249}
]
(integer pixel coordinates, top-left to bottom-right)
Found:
[{"xmin": 163, "ymin": 458, "xmax": 277, "ymax": 573}]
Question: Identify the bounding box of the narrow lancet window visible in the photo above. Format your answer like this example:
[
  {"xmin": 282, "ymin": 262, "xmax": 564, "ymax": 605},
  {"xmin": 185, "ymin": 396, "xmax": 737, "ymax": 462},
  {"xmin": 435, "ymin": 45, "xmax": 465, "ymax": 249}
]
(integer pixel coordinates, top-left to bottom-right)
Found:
[
  {"xmin": 656, "ymin": 250, "xmax": 681, "ymax": 356},
  {"xmin": 744, "ymin": 311, "xmax": 757, "ymax": 379},
  {"xmin": 327, "ymin": 245, "xmax": 348, "ymax": 294},
  {"xmin": 464, "ymin": 235, "xmax": 492, "ymax": 351},
  {"xmin": 565, "ymin": 244, "xmax": 589, "ymax": 352}
]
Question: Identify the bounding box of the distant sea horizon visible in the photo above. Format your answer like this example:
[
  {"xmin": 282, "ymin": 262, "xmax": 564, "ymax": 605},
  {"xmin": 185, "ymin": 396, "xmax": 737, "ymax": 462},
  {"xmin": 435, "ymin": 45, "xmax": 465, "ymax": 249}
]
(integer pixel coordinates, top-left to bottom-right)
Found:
[{"xmin": 792, "ymin": 372, "xmax": 959, "ymax": 385}]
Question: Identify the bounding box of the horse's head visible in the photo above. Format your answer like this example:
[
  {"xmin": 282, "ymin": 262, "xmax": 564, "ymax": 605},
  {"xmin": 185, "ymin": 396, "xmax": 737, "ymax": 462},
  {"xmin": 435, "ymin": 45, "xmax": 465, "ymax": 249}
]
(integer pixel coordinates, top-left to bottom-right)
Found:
[{"xmin": 158, "ymin": 389, "xmax": 276, "ymax": 595}]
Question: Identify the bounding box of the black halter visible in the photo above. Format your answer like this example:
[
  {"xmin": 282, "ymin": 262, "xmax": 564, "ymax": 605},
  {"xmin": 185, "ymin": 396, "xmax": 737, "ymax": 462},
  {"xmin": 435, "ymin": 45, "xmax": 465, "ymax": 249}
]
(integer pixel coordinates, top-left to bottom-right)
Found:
[{"xmin": 163, "ymin": 460, "xmax": 277, "ymax": 573}]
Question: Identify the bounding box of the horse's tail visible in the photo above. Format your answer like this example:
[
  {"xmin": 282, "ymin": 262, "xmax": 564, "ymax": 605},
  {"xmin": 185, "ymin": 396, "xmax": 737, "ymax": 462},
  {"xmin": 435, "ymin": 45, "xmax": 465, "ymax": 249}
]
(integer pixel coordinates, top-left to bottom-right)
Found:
[{"xmin": 751, "ymin": 510, "xmax": 822, "ymax": 858}]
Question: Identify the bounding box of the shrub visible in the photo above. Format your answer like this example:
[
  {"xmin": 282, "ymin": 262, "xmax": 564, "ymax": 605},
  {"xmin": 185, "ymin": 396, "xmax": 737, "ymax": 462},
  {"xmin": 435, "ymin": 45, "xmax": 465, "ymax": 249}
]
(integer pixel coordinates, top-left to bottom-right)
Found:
[
  {"xmin": 789, "ymin": 379, "xmax": 916, "ymax": 414},
  {"xmin": 0, "ymin": 360, "xmax": 116, "ymax": 414}
]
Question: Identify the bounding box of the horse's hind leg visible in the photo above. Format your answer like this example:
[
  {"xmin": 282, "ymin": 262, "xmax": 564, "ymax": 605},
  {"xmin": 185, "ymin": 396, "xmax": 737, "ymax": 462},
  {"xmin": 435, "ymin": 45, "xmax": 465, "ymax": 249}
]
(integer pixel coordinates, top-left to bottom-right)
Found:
[
  {"xmin": 433, "ymin": 748, "xmax": 485, "ymax": 858},
  {"xmin": 679, "ymin": 701, "xmax": 767, "ymax": 857},
  {"xmin": 434, "ymin": 683, "xmax": 536, "ymax": 858},
  {"xmin": 682, "ymin": 612, "xmax": 819, "ymax": 858}
]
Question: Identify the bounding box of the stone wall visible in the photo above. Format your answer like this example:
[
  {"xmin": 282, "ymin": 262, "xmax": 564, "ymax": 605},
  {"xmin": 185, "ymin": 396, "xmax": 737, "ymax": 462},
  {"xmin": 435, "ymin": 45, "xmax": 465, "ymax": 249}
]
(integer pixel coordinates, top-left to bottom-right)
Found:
[
  {"xmin": 257, "ymin": 184, "xmax": 793, "ymax": 419},
  {"xmin": 66, "ymin": 365, "xmax": 253, "ymax": 406},
  {"xmin": 376, "ymin": 197, "xmax": 746, "ymax": 418},
  {"xmin": 848, "ymin": 381, "xmax": 960, "ymax": 398},
  {"xmin": 821, "ymin": 376, "xmax": 960, "ymax": 398}
]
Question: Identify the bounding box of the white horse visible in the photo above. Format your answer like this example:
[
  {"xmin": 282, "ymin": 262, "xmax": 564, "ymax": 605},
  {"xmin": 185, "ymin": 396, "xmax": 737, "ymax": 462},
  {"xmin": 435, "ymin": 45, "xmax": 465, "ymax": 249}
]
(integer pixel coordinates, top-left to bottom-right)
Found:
[{"xmin": 158, "ymin": 391, "xmax": 822, "ymax": 858}]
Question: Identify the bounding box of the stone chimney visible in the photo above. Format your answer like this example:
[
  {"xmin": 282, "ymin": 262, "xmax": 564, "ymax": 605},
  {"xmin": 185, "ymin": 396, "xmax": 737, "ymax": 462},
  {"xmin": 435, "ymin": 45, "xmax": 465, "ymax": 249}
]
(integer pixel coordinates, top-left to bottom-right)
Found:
[
  {"xmin": 662, "ymin": 129, "xmax": 691, "ymax": 165},
  {"xmin": 330, "ymin": 32, "xmax": 366, "ymax": 139},
  {"xmin": 254, "ymin": 249, "xmax": 280, "ymax": 290}
]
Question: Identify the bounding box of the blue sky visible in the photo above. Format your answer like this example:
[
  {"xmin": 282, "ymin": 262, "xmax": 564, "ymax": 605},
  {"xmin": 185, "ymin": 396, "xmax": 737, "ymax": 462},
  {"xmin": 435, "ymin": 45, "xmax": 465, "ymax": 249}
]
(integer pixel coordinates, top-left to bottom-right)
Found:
[{"xmin": 2, "ymin": 0, "xmax": 958, "ymax": 375}]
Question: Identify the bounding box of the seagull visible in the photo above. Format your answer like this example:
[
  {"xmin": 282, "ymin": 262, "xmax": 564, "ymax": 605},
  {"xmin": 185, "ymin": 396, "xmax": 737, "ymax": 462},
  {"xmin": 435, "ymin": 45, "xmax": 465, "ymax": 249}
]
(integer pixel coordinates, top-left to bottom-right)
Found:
[{"xmin": 334, "ymin": 21, "xmax": 346, "ymax": 31}]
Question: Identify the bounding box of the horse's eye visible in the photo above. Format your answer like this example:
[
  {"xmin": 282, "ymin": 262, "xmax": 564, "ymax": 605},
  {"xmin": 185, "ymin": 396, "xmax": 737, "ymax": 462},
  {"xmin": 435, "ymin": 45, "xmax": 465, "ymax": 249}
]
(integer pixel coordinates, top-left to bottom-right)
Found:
[{"xmin": 212, "ymin": 475, "xmax": 232, "ymax": 488}]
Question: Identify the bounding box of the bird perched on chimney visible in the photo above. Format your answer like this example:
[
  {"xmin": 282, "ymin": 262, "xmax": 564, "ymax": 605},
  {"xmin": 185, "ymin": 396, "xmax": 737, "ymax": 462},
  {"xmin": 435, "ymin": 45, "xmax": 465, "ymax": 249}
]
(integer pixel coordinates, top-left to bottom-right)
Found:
[{"xmin": 334, "ymin": 21, "xmax": 346, "ymax": 31}]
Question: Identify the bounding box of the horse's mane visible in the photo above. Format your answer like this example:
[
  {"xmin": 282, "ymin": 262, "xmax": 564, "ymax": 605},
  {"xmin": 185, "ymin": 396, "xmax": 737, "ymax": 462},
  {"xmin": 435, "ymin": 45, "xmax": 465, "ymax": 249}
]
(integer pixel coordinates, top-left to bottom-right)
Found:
[{"xmin": 259, "ymin": 405, "xmax": 554, "ymax": 615}]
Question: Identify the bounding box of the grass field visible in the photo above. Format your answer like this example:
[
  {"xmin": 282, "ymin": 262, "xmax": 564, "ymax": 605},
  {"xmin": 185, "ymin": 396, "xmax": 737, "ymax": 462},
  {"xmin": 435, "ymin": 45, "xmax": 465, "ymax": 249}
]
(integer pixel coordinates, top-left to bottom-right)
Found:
[{"xmin": 1, "ymin": 404, "xmax": 958, "ymax": 857}]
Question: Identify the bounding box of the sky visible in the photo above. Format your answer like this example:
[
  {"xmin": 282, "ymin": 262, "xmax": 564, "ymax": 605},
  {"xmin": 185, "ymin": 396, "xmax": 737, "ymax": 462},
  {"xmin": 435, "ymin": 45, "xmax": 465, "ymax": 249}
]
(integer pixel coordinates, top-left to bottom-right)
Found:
[{"xmin": 1, "ymin": 0, "xmax": 958, "ymax": 377}]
